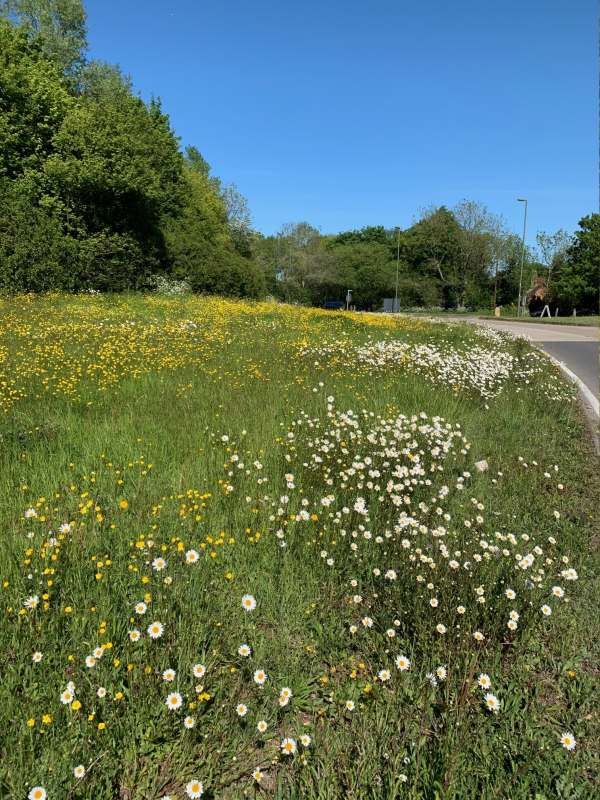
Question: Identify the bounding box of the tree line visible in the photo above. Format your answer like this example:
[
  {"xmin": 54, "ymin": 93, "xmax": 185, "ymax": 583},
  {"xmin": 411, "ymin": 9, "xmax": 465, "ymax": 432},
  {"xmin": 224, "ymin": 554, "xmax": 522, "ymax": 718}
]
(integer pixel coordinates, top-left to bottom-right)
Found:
[{"xmin": 1, "ymin": 1, "xmax": 597, "ymax": 313}]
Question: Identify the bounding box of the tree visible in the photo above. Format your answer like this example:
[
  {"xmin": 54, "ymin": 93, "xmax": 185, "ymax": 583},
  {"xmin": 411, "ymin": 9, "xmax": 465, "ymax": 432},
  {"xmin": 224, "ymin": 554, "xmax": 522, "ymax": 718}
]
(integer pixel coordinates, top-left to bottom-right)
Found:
[
  {"xmin": 402, "ymin": 207, "xmax": 463, "ymax": 307},
  {"xmin": 0, "ymin": 0, "xmax": 87, "ymax": 75},
  {"xmin": 535, "ymin": 229, "xmax": 571, "ymax": 290},
  {"xmin": 551, "ymin": 215, "xmax": 600, "ymax": 311},
  {"xmin": 452, "ymin": 200, "xmax": 506, "ymax": 307}
]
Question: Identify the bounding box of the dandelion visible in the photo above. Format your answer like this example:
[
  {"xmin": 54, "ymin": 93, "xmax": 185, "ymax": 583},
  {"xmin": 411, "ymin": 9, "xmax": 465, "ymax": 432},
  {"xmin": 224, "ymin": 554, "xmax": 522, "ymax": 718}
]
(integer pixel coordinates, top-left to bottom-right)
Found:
[
  {"xmin": 241, "ymin": 594, "xmax": 257, "ymax": 611},
  {"xmin": 162, "ymin": 668, "xmax": 176, "ymax": 682},
  {"xmin": 165, "ymin": 692, "xmax": 183, "ymax": 711},
  {"xmin": 147, "ymin": 621, "xmax": 164, "ymax": 639},
  {"xmin": 236, "ymin": 703, "xmax": 248, "ymax": 717},
  {"xmin": 193, "ymin": 663, "xmax": 206, "ymax": 678},
  {"xmin": 560, "ymin": 732, "xmax": 576, "ymax": 751},
  {"xmin": 484, "ymin": 693, "xmax": 500, "ymax": 712},
  {"xmin": 253, "ymin": 669, "xmax": 267, "ymax": 685},
  {"xmin": 73, "ymin": 765, "xmax": 85, "ymax": 779},
  {"xmin": 186, "ymin": 780, "xmax": 204, "ymax": 798},
  {"xmin": 477, "ymin": 673, "xmax": 492, "ymax": 690},
  {"xmin": 28, "ymin": 788, "xmax": 46, "ymax": 800},
  {"xmin": 281, "ymin": 737, "xmax": 297, "ymax": 755},
  {"xmin": 238, "ymin": 644, "xmax": 251, "ymax": 657}
]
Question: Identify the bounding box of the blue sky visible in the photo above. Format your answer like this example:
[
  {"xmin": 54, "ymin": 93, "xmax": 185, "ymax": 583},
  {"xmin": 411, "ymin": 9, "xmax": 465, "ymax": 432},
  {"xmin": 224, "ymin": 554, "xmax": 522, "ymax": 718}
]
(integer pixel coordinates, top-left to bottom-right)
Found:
[{"xmin": 86, "ymin": 0, "xmax": 597, "ymax": 243}]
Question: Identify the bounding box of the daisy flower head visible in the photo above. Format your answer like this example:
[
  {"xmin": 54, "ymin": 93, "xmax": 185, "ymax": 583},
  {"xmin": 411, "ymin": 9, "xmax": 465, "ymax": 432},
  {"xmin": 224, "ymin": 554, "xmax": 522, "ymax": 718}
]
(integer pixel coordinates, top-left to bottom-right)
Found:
[
  {"xmin": 473, "ymin": 630, "xmax": 485, "ymax": 642},
  {"xmin": 241, "ymin": 594, "xmax": 257, "ymax": 612},
  {"xmin": 278, "ymin": 687, "xmax": 292, "ymax": 707},
  {"xmin": 165, "ymin": 692, "xmax": 183, "ymax": 711},
  {"xmin": 505, "ymin": 588, "xmax": 516, "ymax": 600},
  {"xmin": 552, "ymin": 586, "xmax": 565, "ymax": 598},
  {"xmin": 236, "ymin": 703, "xmax": 248, "ymax": 717},
  {"xmin": 477, "ymin": 673, "xmax": 491, "ymax": 690},
  {"xmin": 73, "ymin": 765, "xmax": 85, "ymax": 779},
  {"xmin": 162, "ymin": 668, "xmax": 176, "ymax": 682},
  {"xmin": 541, "ymin": 605, "xmax": 552, "ymax": 616},
  {"xmin": 253, "ymin": 669, "xmax": 267, "ymax": 685},
  {"xmin": 436, "ymin": 624, "xmax": 447, "ymax": 634},
  {"xmin": 395, "ymin": 655, "xmax": 411, "ymax": 671},
  {"xmin": 97, "ymin": 687, "xmax": 107, "ymax": 698},
  {"xmin": 300, "ymin": 734, "xmax": 312, "ymax": 747},
  {"xmin": 257, "ymin": 719, "xmax": 268, "ymax": 733},
  {"xmin": 378, "ymin": 669, "xmax": 391, "ymax": 682},
  {"xmin": 128, "ymin": 629, "xmax": 141, "ymax": 642},
  {"xmin": 280, "ymin": 737, "xmax": 297, "ymax": 755},
  {"xmin": 253, "ymin": 768, "xmax": 263, "ymax": 782},
  {"xmin": 193, "ymin": 663, "xmax": 206, "ymax": 678},
  {"xmin": 135, "ymin": 602, "xmax": 147, "ymax": 615},
  {"xmin": 184, "ymin": 716, "xmax": 196, "ymax": 729},
  {"xmin": 484, "ymin": 693, "xmax": 500, "ymax": 713},
  {"xmin": 60, "ymin": 688, "xmax": 74, "ymax": 705},
  {"xmin": 186, "ymin": 779, "xmax": 204, "ymax": 798},
  {"xmin": 152, "ymin": 557, "xmax": 167, "ymax": 571},
  {"xmin": 28, "ymin": 788, "xmax": 46, "ymax": 800},
  {"xmin": 560, "ymin": 732, "xmax": 576, "ymax": 751},
  {"xmin": 345, "ymin": 699, "xmax": 355, "ymax": 711},
  {"xmin": 436, "ymin": 666, "xmax": 447, "ymax": 681},
  {"xmin": 59, "ymin": 522, "xmax": 71, "ymax": 534},
  {"xmin": 24, "ymin": 508, "xmax": 37, "ymax": 519},
  {"xmin": 85, "ymin": 655, "xmax": 96, "ymax": 669},
  {"xmin": 24, "ymin": 595, "xmax": 39, "ymax": 610},
  {"xmin": 185, "ymin": 549, "xmax": 199, "ymax": 564},
  {"xmin": 32, "ymin": 651, "xmax": 43, "ymax": 663},
  {"xmin": 93, "ymin": 647, "xmax": 104, "ymax": 659},
  {"xmin": 147, "ymin": 621, "xmax": 164, "ymax": 640}
]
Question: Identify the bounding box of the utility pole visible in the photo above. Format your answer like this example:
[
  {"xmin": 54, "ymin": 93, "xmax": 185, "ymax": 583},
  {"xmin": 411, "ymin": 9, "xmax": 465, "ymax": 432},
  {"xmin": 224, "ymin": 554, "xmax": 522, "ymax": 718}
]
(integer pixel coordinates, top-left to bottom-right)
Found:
[
  {"xmin": 517, "ymin": 198, "xmax": 528, "ymax": 316},
  {"xmin": 394, "ymin": 226, "xmax": 401, "ymax": 312}
]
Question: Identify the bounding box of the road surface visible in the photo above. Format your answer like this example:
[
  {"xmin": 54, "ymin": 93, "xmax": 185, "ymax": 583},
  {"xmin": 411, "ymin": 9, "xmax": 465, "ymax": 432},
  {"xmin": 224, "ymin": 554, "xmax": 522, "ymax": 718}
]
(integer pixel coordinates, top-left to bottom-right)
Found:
[{"xmin": 466, "ymin": 318, "xmax": 599, "ymax": 401}]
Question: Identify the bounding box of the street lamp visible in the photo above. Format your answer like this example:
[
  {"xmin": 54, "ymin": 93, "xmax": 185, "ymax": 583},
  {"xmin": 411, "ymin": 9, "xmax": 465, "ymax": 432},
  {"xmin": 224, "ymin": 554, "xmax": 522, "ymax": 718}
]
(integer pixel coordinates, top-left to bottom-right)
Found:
[
  {"xmin": 394, "ymin": 226, "xmax": 401, "ymax": 313},
  {"xmin": 517, "ymin": 198, "xmax": 528, "ymax": 316}
]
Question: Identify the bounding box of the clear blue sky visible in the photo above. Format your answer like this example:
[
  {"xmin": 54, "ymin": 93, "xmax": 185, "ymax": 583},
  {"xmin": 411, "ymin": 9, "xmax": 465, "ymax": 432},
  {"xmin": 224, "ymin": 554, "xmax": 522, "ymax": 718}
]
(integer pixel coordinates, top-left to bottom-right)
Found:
[{"xmin": 86, "ymin": 0, "xmax": 597, "ymax": 243}]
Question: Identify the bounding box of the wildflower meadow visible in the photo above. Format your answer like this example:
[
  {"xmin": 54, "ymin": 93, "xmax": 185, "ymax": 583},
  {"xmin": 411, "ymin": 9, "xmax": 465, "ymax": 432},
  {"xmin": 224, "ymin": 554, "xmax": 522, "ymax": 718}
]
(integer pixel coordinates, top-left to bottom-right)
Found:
[{"xmin": 0, "ymin": 294, "xmax": 598, "ymax": 800}]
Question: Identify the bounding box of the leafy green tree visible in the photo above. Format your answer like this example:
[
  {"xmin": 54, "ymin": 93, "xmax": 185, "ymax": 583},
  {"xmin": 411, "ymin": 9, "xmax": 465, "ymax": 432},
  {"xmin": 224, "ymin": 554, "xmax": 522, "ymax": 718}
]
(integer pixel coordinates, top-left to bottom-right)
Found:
[
  {"xmin": 551, "ymin": 215, "xmax": 600, "ymax": 311},
  {"xmin": 0, "ymin": 0, "xmax": 87, "ymax": 75}
]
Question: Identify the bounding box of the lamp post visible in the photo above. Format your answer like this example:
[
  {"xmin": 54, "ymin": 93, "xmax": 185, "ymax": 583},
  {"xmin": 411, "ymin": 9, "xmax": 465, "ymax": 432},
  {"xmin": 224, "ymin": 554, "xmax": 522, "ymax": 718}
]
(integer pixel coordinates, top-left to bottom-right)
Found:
[
  {"xmin": 394, "ymin": 226, "xmax": 401, "ymax": 313},
  {"xmin": 516, "ymin": 198, "xmax": 528, "ymax": 316}
]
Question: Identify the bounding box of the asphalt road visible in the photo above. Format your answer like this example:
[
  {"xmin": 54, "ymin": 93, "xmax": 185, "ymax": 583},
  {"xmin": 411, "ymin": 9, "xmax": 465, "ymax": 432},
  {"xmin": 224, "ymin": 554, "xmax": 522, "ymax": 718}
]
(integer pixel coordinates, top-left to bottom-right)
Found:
[{"xmin": 468, "ymin": 318, "xmax": 599, "ymax": 399}]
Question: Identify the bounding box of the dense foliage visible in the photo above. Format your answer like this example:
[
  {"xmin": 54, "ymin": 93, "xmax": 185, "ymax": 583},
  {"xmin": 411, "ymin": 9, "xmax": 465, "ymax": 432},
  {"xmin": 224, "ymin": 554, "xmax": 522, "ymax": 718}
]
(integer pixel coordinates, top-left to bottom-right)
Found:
[
  {"xmin": 0, "ymin": 1, "xmax": 597, "ymax": 313},
  {"xmin": 0, "ymin": 6, "xmax": 264, "ymax": 296}
]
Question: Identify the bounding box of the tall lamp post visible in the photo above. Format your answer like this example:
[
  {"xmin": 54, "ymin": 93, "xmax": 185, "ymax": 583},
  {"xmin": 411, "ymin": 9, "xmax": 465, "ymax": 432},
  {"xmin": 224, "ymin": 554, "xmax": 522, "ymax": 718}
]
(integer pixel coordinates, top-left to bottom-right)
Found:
[
  {"xmin": 516, "ymin": 198, "xmax": 528, "ymax": 316},
  {"xmin": 394, "ymin": 226, "xmax": 401, "ymax": 313}
]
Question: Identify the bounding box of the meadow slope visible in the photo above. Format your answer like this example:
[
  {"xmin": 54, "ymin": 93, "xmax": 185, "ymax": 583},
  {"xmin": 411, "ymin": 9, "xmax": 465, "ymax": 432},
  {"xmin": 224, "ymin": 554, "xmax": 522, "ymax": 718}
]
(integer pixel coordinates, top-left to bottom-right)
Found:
[{"xmin": 0, "ymin": 294, "xmax": 598, "ymax": 800}]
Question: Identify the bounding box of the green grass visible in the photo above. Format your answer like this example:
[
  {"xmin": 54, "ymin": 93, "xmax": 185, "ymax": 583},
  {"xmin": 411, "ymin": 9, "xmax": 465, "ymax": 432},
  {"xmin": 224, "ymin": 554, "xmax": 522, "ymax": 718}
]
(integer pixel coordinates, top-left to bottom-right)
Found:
[
  {"xmin": 478, "ymin": 314, "xmax": 599, "ymax": 327},
  {"xmin": 0, "ymin": 294, "xmax": 598, "ymax": 800}
]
